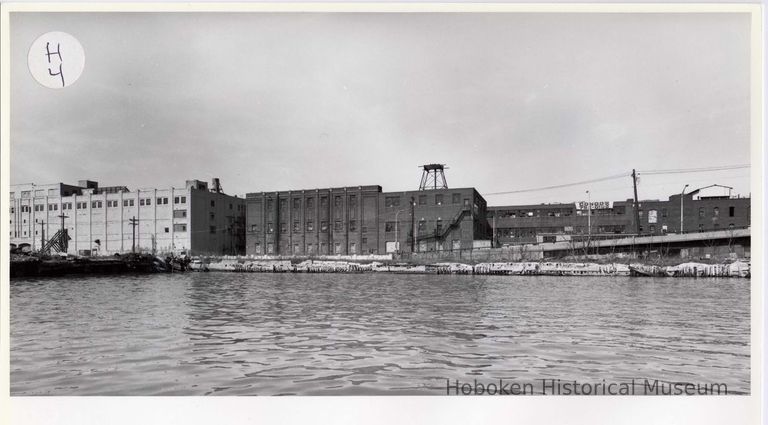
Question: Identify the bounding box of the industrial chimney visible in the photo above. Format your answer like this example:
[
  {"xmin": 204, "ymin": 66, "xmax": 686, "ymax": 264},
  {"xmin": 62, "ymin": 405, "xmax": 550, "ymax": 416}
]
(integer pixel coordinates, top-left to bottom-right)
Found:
[{"xmin": 211, "ymin": 178, "xmax": 222, "ymax": 193}]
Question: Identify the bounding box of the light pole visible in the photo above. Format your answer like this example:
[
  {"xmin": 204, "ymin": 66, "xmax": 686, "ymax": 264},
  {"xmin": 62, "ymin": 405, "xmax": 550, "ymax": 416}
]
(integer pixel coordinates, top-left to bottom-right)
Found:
[
  {"xmin": 394, "ymin": 209, "xmax": 405, "ymax": 252},
  {"xmin": 680, "ymin": 184, "xmax": 689, "ymax": 233}
]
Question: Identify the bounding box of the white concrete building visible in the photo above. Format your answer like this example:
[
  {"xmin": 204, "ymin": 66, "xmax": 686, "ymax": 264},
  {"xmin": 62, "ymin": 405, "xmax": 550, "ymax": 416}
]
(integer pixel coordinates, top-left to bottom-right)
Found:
[{"xmin": 9, "ymin": 179, "xmax": 245, "ymax": 256}]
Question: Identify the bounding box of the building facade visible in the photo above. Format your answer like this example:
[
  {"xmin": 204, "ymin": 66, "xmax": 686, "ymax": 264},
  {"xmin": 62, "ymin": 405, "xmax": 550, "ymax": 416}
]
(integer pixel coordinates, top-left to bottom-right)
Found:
[
  {"xmin": 488, "ymin": 200, "xmax": 634, "ymax": 245},
  {"xmin": 245, "ymin": 186, "xmax": 382, "ymax": 256},
  {"xmin": 245, "ymin": 186, "xmax": 490, "ymax": 256},
  {"xmin": 487, "ymin": 185, "xmax": 751, "ymax": 246},
  {"xmin": 635, "ymin": 188, "xmax": 750, "ymax": 235},
  {"xmin": 10, "ymin": 179, "xmax": 246, "ymax": 256}
]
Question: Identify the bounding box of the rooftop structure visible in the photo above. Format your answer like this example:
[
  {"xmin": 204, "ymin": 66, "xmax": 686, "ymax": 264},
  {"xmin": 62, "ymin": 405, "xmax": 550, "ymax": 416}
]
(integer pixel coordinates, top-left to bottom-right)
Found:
[{"xmin": 418, "ymin": 163, "xmax": 448, "ymax": 190}]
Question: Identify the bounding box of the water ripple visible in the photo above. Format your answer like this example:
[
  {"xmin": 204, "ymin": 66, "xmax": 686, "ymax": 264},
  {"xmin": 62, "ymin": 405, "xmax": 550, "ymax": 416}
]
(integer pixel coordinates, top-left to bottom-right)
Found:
[{"xmin": 10, "ymin": 273, "xmax": 750, "ymax": 395}]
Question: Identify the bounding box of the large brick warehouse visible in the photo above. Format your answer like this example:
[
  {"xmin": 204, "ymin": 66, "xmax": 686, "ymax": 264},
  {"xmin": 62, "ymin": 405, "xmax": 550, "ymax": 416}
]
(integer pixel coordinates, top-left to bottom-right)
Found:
[{"xmin": 245, "ymin": 185, "xmax": 490, "ymax": 256}]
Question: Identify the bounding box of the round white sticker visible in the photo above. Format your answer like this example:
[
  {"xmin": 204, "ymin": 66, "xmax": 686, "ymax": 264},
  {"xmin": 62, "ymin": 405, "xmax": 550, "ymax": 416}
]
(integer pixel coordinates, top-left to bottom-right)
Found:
[{"xmin": 28, "ymin": 31, "xmax": 85, "ymax": 89}]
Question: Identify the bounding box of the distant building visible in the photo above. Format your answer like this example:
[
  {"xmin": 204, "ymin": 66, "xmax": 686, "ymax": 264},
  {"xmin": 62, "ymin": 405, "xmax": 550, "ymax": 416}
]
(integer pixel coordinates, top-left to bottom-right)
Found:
[
  {"xmin": 487, "ymin": 184, "xmax": 750, "ymax": 246},
  {"xmin": 638, "ymin": 184, "xmax": 750, "ymax": 235},
  {"xmin": 487, "ymin": 200, "xmax": 634, "ymax": 245},
  {"xmin": 9, "ymin": 179, "xmax": 246, "ymax": 256},
  {"xmin": 245, "ymin": 186, "xmax": 490, "ymax": 256},
  {"xmin": 380, "ymin": 187, "xmax": 489, "ymax": 254}
]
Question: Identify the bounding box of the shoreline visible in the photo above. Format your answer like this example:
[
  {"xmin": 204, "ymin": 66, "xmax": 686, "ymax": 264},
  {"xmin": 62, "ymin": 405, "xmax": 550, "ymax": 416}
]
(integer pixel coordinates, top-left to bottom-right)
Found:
[
  {"xmin": 10, "ymin": 253, "xmax": 751, "ymax": 279},
  {"xmin": 191, "ymin": 257, "xmax": 750, "ymax": 278}
]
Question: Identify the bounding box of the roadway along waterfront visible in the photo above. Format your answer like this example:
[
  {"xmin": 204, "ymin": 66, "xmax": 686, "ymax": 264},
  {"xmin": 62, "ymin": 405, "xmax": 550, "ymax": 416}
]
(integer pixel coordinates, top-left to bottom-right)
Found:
[{"xmin": 10, "ymin": 273, "xmax": 750, "ymax": 395}]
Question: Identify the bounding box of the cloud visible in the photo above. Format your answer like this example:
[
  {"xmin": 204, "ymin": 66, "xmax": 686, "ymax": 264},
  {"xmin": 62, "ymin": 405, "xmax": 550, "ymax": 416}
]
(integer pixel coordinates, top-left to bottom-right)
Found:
[{"xmin": 10, "ymin": 12, "xmax": 752, "ymax": 204}]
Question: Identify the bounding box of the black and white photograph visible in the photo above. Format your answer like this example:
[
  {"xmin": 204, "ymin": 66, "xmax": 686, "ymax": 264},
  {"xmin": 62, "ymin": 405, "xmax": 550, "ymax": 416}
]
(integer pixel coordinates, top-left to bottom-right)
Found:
[{"xmin": 1, "ymin": 2, "xmax": 763, "ymax": 424}]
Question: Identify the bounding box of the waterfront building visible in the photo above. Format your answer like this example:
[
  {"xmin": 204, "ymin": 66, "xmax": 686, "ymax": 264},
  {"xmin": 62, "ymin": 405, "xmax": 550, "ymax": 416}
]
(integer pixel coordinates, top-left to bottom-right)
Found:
[
  {"xmin": 487, "ymin": 184, "xmax": 750, "ymax": 246},
  {"xmin": 637, "ymin": 185, "xmax": 750, "ymax": 235},
  {"xmin": 9, "ymin": 179, "xmax": 246, "ymax": 256},
  {"xmin": 245, "ymin": 186, "xmax": 490, "ymax": 256},
  {"xmin": 15, "ymin": 174, "xmax": 746, "ymax": 258},
  {"xmin": 487, "ymin": 200, "xmax": 635, "ymax": 245}
]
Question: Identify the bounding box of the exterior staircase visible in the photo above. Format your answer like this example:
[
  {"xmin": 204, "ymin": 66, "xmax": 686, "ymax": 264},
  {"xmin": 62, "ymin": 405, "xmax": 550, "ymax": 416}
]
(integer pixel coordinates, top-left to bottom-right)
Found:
[
  {"xmin": 414, "ymin": 206, "xmax": 471, "ymax": 243},
  {"xmin": 41, "ymin": 229, "xmax": 70, "ymax": 254}
]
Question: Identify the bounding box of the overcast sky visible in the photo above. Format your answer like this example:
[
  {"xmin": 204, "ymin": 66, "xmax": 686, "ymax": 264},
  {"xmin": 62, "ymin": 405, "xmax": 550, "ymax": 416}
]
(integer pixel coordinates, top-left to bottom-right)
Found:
[{"xmin": 10, "ymin": 12, "xmax": 752, "ymax": 205}]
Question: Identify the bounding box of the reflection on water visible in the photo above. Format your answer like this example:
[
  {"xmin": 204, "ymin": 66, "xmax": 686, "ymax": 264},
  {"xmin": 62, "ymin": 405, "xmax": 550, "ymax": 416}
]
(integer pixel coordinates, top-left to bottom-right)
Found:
[{"xmin": 11, "ymin": 273, "xmax": 750, "ymax": 395}]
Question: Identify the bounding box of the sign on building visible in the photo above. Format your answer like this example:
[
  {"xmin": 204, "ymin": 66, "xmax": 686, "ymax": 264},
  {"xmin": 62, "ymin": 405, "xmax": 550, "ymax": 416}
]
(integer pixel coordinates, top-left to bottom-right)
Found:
[
  {"xmin": 648, "ymin": 210, "xmax": 658, "ymax": 224},
  {"xmin": 574, "ymin": 201, "xmax": 613, "ymax": 210}
]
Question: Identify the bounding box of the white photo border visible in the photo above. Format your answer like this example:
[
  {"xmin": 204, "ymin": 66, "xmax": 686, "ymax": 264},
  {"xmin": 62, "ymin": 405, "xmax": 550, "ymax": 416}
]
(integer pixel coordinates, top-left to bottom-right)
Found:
[{"xmin": 0, "ymin": 3, "xmax": 763, "ymax": 425}]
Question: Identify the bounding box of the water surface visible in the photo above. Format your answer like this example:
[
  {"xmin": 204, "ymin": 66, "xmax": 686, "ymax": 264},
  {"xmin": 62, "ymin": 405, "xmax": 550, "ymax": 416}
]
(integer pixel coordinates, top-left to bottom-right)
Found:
[{"xmin": 11, "ymin": 273, "xmax": 750, "ymax": 395}]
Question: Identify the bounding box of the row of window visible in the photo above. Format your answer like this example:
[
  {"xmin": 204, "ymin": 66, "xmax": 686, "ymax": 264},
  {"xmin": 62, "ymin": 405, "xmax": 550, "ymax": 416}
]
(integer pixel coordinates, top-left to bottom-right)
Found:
[
  {"xmin": 638, "ymin": 206, "xmax": 737, "ymax": 222},
  {"xmin": 494, "ymin": 205, "xmax": 738, "ymax": 221},
  {"xmin": 250, "ymin": 219, "xmax": 456, "ymax": 234},
  {"xmin": 497, "ymin": 226, "xmax": 620, "ymax": 238},
  {"xmin": 14, "ymin": 197, "xmax": 192, "ymax": 212},
  {"xmin": 251, "ymin": 220, "xmax": 368, "ymax": 233},
  {"xmin": 206, "ymin": 200, "xmax": 240, "ymax": 210},
  {"xmin": 496, "ymin": 221, "xmax": 740, "ymax": 238},
  {"xmin": 12, "ymin": 196, "xmax": 188, "ymax": 212},
  {"xmin": 385, "ymin": 194, "xmax": 468, "ymax": 208},
  {"xmin": 252, "ymin": 239, "xmax": 465, "ymax": 255},
  {"xmin": 160, "ymin": 225, "xmax": 189, "ymax": 232},
  {"xmin": 415, "ymin": 239, "xmax": 464, "ymax": 252},
  {"xmin": 495, "ymin": 206, "xmax": 627, "ymax": 218},
  {"xmin": 10, "ymin": 223, "xmax": 190, "ymax": 238},
  {"xmin": 253, "ymin": 241, "xmax": 366, "ymax": 255},
  {"xmin": 698, "ymin": 206, "xmax": 736, "ymax": 218},
  {"xmin": 638, "ymin": 223, "xmax": 737, "ymax": 233},
  {"xmin": 264, "ymin": 195, "xmax": 356, "ymax": 212},
  {"xmin": 383, "ymin": 220, "xmax": 445, "ymax": 233}
]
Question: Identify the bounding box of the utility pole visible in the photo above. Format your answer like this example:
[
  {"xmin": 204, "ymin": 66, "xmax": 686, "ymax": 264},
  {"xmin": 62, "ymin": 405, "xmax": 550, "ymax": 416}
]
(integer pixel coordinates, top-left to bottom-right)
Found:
[
  {"xmin": 492, "ymin": 214, "xmax": 496, "ymax": 248},
  {"xmin": 586, "ymin": 190, "xmax": 591, "ymax": 238},
  {"xmin": 395, "ymin": 209, "xmax": 405, "ymax": 252},
  {"xmin": 57, "ymin": 213, "xmax": 69, "ymax": 252},
  {"xmin": 129, "ymin": 216, "xmax": 139, "ymax": 253},
  {"xmin": 39, "ymin": 220, "xmax": 45, "ymax": 252},
  {"xmin": 410, "ymin": 196, "xmax": 415, "ymax": 253},
  {"xmin": 680, "ymin": 184, "xmax": 689, "ymax": 233},
  {"xmin": 632, "ymin": 169, "xmax": 641, "ymax": 235},
  {"xmin": 585, "ymin": 190, "xmax": 592, "ymax": 255}
]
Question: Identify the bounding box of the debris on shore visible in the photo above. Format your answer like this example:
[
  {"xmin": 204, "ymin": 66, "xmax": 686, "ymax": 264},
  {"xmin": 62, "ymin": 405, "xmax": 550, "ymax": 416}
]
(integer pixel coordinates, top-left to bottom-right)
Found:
[
  {"xmin": 10, "ymin": 247, "xmax": 749, "ymax": 279},
  {"xmin": 188, "ymin": 258, "xmax": 750, "ymax": 278}
]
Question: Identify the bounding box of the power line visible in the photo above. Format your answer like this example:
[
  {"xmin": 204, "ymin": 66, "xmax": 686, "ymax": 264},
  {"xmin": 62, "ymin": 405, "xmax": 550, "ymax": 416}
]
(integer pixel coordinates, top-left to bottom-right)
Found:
[
  {"xmin": 637, "ymin": 164, "xmax": 750, "ymax": 175},
  {"xmin": 483, "ymin": 173, "xmax": 629, "ymax": 196},
  {"xmin": 588, "ymin": 172, "xmax": 750, "ymax": 194},
  {"xmin": 482, "ymin": 164, "xmax": 750, "ymax": 197}
]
